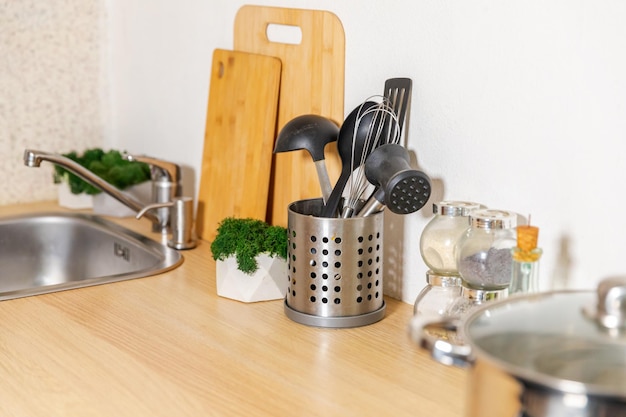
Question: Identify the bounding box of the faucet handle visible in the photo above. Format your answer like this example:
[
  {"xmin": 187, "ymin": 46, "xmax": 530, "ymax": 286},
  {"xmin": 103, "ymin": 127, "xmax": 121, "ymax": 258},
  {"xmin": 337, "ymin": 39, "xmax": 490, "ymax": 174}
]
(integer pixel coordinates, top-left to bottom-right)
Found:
[
  {"xmin": 124, "ymin": 154, "xmax": 181, "ymax": 186},
  {"xmin": 136, "ymin": 197, "xmax": 197, "ymax": 250},
  {"xmin": 125, "ymin": 153, "xmax": 183, "ymax": 233}
]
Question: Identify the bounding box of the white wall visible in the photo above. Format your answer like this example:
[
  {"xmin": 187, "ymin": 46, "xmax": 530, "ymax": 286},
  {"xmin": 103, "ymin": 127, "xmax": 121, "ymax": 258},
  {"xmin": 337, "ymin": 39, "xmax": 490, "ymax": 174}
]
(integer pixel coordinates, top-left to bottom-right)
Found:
[{"xmin": 108, "ymin": 0, "xmax": 626, "ymax": 303}]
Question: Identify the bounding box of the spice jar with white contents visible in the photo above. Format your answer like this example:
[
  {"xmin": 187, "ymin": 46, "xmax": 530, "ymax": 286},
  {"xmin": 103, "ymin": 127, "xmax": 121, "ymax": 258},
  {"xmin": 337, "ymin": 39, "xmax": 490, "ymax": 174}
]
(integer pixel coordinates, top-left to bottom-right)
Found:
[
  {"xmin": 414, "ymin": 201, "xmax": 482, "ymax": 318},
  {"xmin": 413, "ymin": 273, "xmax": 461, "ymax": 316},
  {"xmin": 456, "ymin": 209, "xmax": 518, "ymax": 290},
  {"xmin": 419, "ymin": 201, "xmax": 482, "ymax": 276}
]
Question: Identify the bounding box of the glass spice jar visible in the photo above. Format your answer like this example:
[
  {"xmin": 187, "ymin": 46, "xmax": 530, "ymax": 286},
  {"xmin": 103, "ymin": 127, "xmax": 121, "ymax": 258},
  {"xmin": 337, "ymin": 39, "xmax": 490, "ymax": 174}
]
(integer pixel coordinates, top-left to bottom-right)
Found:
[
  {"xmin": 456, "ymin": 209, "xmax": 518, "ymax": 290},
  {"xmin": 419, "ymin": 201, "xmax": 482, "ymax": 276},
  {"xmin": 413, "ymin": 273, "xmax": 461, "ymax": 317}
]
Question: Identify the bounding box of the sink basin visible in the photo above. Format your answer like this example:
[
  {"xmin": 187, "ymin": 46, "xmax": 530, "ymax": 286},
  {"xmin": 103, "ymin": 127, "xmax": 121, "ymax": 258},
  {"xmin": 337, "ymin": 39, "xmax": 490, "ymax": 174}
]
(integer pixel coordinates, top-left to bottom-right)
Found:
[{"xmin": 0, "ymin": 212, "xmax": 183, "ymax": 301}]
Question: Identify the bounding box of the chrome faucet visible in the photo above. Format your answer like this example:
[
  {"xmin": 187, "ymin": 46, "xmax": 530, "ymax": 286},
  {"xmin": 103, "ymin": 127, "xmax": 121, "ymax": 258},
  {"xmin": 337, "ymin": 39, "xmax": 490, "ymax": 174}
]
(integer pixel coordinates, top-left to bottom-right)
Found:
[
  {"xmin": 123, "ymin": 153, "xmax": 182, "ymax": 232},
  {"xmin": 23, "ymin": 149, "xmax": 196, "ymax": 249}
]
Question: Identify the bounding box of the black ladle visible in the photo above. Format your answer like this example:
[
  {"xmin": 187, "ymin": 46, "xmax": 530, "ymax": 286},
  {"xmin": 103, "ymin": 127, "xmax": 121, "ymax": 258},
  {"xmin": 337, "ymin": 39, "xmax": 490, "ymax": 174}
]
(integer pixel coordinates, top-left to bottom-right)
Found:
[
  {"xmin": 356, "ymin": 143, "xmax": 431, "ymax": 217},
  {"xmin": 320, "ymin": 101, "xmax": 380, "ymax": 217},
  {"xmin": 274, "ymin": 114, "xmax": 339, "ymax": 203}
]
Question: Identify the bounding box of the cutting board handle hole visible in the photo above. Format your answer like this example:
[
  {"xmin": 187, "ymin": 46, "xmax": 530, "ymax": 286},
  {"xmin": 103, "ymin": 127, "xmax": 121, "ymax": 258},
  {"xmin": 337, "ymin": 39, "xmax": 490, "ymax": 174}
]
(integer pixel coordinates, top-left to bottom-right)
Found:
[
  {"xmin": 266, "ymin": 23, "xmax": 302, "ymax": 45},
  {"xmin": 217, "ymin": 61, "xmax": 225, "ymax": 78}
]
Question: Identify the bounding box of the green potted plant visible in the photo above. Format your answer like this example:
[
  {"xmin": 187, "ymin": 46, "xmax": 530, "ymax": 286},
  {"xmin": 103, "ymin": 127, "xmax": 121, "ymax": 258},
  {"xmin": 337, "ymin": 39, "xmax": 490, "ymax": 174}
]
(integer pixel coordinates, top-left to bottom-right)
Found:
[
  {"xmin": 210, "ymin": 217, "xmax": 288, "ymax": 303},
  {"xmin": 54, "ymin": 148, "xmax": 152, "ymax": 216}
]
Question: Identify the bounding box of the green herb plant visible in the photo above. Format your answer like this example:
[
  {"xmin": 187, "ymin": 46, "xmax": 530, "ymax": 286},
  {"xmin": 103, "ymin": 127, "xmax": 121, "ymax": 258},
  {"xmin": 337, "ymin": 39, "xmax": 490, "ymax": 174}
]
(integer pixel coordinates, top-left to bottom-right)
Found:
[
  {"xmin": 54, "ymin": 148, "xmax": 151, "ymax": 195},
  {"xmin": 210, "ymin": 217, "xmax": 288, "ymax": 275}
]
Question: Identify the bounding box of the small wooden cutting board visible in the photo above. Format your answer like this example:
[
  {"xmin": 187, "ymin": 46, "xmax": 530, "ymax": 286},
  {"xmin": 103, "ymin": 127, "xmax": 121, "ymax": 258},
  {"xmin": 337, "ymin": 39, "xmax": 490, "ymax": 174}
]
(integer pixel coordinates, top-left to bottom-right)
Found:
[{"xmin": 196, "ymin": 49, "xmax": 281, "ymax": 242}]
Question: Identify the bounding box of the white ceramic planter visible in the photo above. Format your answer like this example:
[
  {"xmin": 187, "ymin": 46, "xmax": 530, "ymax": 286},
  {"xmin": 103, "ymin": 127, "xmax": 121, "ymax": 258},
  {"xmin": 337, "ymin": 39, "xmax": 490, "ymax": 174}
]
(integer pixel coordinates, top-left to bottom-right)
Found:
[{"xmin": 216, "ymin": 254, "xmax": 288, "ymax": 303}]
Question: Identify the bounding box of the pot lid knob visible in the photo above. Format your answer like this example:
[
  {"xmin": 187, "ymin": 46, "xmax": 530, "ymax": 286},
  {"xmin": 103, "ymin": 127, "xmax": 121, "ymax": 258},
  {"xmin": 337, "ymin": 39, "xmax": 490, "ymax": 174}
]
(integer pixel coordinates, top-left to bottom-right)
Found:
[{"xmin": 586, "ymin": 276, "xmax": 626, "ymax": 330}]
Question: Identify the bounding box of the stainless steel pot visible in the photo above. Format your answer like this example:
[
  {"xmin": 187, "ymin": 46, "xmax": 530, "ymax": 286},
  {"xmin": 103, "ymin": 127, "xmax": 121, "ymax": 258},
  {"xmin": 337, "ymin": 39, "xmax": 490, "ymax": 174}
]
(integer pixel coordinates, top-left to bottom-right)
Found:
[{"xmin": 410, "ymin": 277, "xmax": 626, "ymax": 417}]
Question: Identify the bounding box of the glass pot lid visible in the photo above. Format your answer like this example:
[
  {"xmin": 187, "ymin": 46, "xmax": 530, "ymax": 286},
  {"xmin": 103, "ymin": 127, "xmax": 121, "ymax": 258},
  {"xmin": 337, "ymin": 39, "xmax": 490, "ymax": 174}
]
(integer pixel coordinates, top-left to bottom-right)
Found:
[{"xmin": 463, "ymin": 277, "xmax": 626, "ymax": 398}]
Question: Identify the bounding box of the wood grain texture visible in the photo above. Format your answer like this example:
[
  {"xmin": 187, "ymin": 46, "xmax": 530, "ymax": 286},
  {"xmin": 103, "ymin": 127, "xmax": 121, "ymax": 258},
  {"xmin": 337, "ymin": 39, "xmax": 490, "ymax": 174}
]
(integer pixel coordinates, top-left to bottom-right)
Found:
[
  {"xmin": 234, "ymin": 5, "xmax": 345, "ymax": 226},
  {"xmin": 196, "ymin": 49, "xmax": 281, "ymax": 241},
  {"xmin": 0, "ymin": 201, "xmax": 468, "ymax": 417}
]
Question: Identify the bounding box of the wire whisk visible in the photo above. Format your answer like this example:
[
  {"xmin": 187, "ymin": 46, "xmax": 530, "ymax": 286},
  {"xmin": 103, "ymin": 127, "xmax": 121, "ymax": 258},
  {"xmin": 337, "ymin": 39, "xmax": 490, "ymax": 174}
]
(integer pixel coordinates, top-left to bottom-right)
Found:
[{"xmin": 341, "ymin": 96, "xmax": 401, "ymax": 218}]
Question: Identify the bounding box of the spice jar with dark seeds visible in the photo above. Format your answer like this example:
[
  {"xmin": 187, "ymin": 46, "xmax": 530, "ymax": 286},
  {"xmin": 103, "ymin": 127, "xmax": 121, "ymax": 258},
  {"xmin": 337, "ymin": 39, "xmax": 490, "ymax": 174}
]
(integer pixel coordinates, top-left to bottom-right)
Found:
[{"xmin": 456, "ymin": 209, "xmax": 517, "ymax": 290}]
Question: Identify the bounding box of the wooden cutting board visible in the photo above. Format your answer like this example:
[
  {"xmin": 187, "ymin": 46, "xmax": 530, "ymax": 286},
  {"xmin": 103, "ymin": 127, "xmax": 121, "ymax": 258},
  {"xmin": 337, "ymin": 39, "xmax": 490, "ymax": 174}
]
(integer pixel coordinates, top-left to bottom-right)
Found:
[
  {"xmin": 234, "ymin": 5, "xmax": 345, "ymax": 226},
  {"xmin": 196, "ymin": 49, "xmax": 281, "ymax": 242}
]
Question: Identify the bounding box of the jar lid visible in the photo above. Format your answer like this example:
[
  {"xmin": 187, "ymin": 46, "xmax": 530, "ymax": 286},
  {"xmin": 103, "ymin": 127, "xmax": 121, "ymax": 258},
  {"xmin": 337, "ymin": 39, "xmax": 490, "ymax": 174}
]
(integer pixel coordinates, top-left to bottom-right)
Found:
[
  {"xmin": 469, "ymin": 209, "xmax": 517, "ymax": 229},
  {"xmin": 460, "ymin": 285, "xmax": 508, "ymax": 302},
  {"xmin": 426, "ymin": 271, "xmax": 461, "ymax": 287},
  {"xmin": 433, "ymin": 201, "xmax": 482, "ymax": 217}
]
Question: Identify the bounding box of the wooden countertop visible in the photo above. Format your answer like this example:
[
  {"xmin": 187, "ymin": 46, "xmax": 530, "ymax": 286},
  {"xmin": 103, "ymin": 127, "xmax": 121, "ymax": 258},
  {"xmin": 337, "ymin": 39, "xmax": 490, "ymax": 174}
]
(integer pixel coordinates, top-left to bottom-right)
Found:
[{"xmin": 0, "ymin": 202, "xmax": 467, "ymax": 417}]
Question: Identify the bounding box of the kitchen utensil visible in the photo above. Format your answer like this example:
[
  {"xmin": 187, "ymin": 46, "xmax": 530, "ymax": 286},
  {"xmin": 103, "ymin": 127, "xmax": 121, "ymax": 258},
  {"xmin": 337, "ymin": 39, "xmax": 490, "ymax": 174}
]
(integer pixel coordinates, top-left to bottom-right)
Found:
[
  {"xmin": 340, "ymin": 99, "xmax": 400, "ymax": 218},
  {"xmin": 234, "ymin": 5, "xmax": 345, "ymax": 226},
  {"xmin": 411, "ymin": 277, "xmax": 626, "ymax": 417},
  {"xmin": 382, "ymin": 78, "xmax": 412, "ymax": 144},
  {"xmin": 196, "ymin": 49, "xmax": 281, "ymax": 242},
  {"xmin": 274, "ymin": 114, "xmax": 340, "ymax": 203},
  {"xmin": 320, "ymin": 101, "xmax": 380, "ymax": 218},
  {"xmin": 355, "ymin": 78, "xmax": 413, "ymax": 216},
  {"xmin": 356, "ymin": 143, "xmax": 431, "ymax": 216}
]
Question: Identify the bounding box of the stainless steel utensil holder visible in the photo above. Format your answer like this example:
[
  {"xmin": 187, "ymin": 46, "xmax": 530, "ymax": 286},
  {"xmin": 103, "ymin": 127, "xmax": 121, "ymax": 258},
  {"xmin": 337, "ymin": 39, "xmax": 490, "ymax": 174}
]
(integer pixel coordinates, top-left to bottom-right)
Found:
[{"xmin": 284, "ymin": 199, "xmax": 386, "ymax": 328}]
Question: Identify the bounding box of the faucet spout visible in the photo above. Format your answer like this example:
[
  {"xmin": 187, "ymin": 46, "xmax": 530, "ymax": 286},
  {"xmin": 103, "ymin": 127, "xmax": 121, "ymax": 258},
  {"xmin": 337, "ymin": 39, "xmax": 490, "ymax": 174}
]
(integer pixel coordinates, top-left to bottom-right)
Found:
[{"xmin": 24, "ymin": 149, "xmax": 161, "ymax": 225}]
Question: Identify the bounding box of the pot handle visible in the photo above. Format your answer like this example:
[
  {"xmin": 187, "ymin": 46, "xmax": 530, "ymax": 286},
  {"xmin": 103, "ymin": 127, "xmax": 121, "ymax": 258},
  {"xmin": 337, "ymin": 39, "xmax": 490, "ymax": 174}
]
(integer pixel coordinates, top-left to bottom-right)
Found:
[
  {"xmin": 408, "ymin": 315, "xmax": 474, "ymax": 368},
  {"xmin": 584, "ymin": 276, "xmax": 626, "ymax": 331}
]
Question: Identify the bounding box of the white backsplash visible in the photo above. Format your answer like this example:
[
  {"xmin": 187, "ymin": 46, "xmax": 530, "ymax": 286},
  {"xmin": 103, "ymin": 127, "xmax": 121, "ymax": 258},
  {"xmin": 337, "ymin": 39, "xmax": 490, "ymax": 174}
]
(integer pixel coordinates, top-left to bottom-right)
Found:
[{"xmin": 0, "ymin": 0, "xmax": 107, "ymax": 205}]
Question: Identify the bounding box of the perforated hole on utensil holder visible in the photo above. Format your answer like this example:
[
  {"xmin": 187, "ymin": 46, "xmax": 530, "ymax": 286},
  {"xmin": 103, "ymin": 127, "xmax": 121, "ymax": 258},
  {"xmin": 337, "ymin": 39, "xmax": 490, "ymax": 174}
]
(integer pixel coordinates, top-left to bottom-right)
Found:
[{"xmin": 287, "ymin": 199, "xmax": 384, "ymax": 317}]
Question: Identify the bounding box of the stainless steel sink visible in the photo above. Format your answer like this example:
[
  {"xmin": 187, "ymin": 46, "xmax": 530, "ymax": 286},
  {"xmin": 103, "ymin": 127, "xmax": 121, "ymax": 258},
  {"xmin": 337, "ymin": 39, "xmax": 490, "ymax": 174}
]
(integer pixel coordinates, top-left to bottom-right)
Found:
[{"xmin": 0, "ymin": 212, "xmax": 183, "ymax": 301}]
